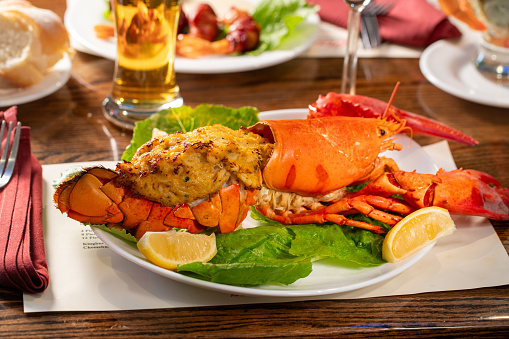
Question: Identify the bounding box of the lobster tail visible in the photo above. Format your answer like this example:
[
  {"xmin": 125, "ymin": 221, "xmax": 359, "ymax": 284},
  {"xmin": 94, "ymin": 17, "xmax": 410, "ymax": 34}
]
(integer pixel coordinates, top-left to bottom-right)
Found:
[{"xmin": 53, "ymin": 167, "xmax": 259, "ymax": 238}]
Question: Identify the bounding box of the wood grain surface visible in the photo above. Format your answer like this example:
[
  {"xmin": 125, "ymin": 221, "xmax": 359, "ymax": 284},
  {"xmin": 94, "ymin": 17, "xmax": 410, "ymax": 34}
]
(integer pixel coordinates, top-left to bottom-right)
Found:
[{"xmin": 1, "ymin": 0, "xmax": 508, "ymax": 337}]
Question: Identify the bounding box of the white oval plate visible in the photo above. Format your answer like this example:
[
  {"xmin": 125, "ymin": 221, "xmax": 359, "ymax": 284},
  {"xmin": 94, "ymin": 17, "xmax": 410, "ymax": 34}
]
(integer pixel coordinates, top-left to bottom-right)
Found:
[
  {"xmin": 64, "ymin": 0, "xmax": 320, "ymax": 74},
  {"xmin": 419, "ymin": 40, "xmax": 509, "ymax": 108},
  {"xmin": 0, "ymin": 54, "xmax": 71, "ymax": 107},
  {"xmin": 93, "ymin": 109, "xmax": 438, "ymax": 297}
]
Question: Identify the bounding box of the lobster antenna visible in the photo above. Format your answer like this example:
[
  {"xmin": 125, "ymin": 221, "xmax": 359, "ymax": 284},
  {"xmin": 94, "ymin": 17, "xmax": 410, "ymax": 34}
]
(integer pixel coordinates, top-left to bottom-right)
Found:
[
  {"xmin": 382, "ymin": 81, "xmax": 401, "ymax": 120},
  {"xmin": 384, "ymin": 82, "xmax": 413, "ymax": 149}
]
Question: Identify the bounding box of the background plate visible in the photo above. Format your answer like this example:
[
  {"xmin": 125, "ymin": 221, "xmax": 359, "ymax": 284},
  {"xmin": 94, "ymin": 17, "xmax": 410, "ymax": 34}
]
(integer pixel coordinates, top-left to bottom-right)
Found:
[
  {"xmin": 420, "ymin": 40, "xmax": 509, "ymax": 108},
  {"xmin": 0, "ymin": 54, "xmax": 71, "ymax": 107}
]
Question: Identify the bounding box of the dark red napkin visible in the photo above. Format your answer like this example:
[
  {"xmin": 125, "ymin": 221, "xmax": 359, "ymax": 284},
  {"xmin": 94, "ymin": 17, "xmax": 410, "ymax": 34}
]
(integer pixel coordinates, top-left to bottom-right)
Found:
[
  {"xmin": 0, "ymin": 106, "xmax": 48, "ymax": 294},
  {"xmin": 307, "ymin": 0, "xmax": 461, "ymax": 47}
]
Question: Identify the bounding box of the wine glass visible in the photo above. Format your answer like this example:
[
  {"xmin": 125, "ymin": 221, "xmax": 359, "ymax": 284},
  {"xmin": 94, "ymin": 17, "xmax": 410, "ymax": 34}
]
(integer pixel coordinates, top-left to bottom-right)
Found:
[{"xmin": 341, "ymin": 0, "xmax": 372, "ymax": 95}]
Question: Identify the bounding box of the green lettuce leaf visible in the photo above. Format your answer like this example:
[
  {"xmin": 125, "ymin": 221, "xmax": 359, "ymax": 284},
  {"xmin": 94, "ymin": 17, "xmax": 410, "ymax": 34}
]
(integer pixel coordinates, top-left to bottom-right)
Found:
[
  {"xmin": 249, "ymin": 0, "xmax": 318, "ymax": 55},
  {"xmin": 179, "ymin": 226, "xmax": 312, "ymax": 286},
  {"xmin": 122, "ymin": 104, "xmax": 259, "ymax": 161},
  {"xmin": 92, "ymin": 224, "xmax": 139, "ymax": 244}
]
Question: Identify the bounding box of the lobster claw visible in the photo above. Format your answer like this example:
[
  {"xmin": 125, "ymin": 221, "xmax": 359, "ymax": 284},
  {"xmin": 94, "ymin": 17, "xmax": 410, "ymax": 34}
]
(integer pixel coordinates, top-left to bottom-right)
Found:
[
  {"xmin": 308, "ymin": 93, "xmax": 479, "ymax": 146},
  {"xmin": 431, "ymin": 169, "xmax": 509, "ymax": 220},
  {"xmin": 360, "ymin": 169, "xmax": 509, "ymax": 221}
]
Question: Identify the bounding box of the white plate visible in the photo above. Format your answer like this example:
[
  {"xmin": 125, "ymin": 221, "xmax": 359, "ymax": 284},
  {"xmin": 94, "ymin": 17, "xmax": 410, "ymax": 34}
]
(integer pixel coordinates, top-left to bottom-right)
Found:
[
  {"xmin": 0, "ymin": 54, "xmax": 71, "ymax": 107},
  {"xmin": 64, "ymin": 0, "xmax": 320, "ymax": 74},
  {"xmin": 419, "ymin": 40, "xmax": 509, "ymax": 108},
  {"xmin": 92, "ymin": 109, "xmax": 439, "ymax": 297}
]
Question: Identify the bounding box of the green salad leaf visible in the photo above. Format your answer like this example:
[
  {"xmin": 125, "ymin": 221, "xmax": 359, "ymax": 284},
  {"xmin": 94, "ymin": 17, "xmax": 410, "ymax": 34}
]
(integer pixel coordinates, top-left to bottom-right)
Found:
[
  {"xmin": 249, "ymin": 0, "xmax": 318, "ymax": 55},
  {"xmin": 93, "ymin": 224, "xmax": 139, "ymax": 244},
  {"xmin": 102, "ymin": 0, "xmax": 111, "ymax": 20},
  {"xmin": 122, "ymin": 104, "xmax": 259, "ymax": 161}
]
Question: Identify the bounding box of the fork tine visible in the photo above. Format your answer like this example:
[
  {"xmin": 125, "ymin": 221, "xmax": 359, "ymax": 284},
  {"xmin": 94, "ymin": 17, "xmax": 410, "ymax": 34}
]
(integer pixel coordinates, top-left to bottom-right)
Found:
[
  {"xmin": 365, "ymin": 0, "xmax": 394, "ymax": 15},
  {"xmin": 0, "ymin": 121, "xmax": 21, "ymax": 189},
  {"xmin": 361, "ymin": 13, "xmax": 380, "ymax": 49},
  {"xmin": 361, "ymin": 0, "xmax": 393, "ymax": 49},
  {"xmin": 367, "ymin": 13, "xmax": 381, "ymax": 47},
  {"xmin": 361, "ymin": 15, "xmax": 372, "ymax": 48},
  {"xmin": 0, "ymin": 121, "xmax": 13, "ymax": 175}
]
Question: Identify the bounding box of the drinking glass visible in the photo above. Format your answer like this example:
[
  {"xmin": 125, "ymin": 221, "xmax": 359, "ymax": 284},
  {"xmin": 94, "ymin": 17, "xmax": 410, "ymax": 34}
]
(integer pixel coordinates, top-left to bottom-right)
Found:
[
  {"xmin": 103, "ymin": 0, "xmax": 183, "ymax": 130},
  {"xmin": 440, "ymin": 0, "xmax": 509, "ymax": 79},
  {"xmin": 341, "ymin": 0, "xmax": 372, "ymax": 95}
]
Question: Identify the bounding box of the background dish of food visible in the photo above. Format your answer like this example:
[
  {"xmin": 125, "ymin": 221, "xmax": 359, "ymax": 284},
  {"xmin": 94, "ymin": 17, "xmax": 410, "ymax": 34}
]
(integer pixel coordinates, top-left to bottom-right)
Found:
[{"xmin": 64, "ymin": 0, "xmax": 320, "ymax": 74}]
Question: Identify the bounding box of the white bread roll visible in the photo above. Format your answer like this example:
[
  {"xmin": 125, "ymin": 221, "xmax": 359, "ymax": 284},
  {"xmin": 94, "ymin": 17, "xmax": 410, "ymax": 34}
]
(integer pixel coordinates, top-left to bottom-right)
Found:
[{"xmin": 0, "ymin": 0, "xmax": 70, "ymax": 87}]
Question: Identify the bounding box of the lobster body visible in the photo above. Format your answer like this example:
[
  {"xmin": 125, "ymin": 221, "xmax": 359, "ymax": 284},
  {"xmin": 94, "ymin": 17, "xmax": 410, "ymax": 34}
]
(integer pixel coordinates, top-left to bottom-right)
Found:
[{"xmin": 248, "ymin": 117, "xmax": 404, "ymax": 196}]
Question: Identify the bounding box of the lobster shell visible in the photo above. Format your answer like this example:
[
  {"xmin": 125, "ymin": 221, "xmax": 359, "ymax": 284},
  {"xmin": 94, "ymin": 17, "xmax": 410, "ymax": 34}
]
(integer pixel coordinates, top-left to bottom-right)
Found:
[{"xmin": 248, "ymin": 117, "xmax": 404, "ymax": 196}]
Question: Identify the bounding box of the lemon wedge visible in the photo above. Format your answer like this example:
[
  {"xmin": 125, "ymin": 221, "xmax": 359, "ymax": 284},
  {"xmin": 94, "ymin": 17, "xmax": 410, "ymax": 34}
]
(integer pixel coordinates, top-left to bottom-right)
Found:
[
  {"xmin": 137, "ymin": 230, "xmax": 217, "ymax": 270},
  {"xmin": 382, "ymin": 207, "xmax": 456, "ymax": 263}
]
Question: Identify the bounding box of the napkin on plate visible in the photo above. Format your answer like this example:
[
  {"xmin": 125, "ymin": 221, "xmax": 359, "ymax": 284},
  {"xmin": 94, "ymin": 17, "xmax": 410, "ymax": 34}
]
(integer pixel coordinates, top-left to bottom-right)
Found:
[
  {"xmin": 0, "ymin": 106, "xmax": 48, "ymax": 294},
  {"xmin": 307, "ymin": 0, "xmax": 461, "ymax": 47}
]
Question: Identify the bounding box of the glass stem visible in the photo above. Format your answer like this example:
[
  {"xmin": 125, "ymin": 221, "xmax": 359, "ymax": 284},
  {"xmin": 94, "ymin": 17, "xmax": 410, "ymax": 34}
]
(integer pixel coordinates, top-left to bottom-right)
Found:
[{"xmin": 341, "ymin": 9, "xmax": 362, "ymax": 95}]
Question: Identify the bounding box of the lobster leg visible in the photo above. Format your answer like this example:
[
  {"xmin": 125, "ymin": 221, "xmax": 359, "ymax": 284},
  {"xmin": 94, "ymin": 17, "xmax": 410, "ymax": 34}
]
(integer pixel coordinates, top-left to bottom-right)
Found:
[
  {"xmin": 256, "ymin": 193, "xmax": 416, "ymax": 234},
  {"xmin": 319, "ymin": 197, "xmax": 404, "ymax": 226},
  {"xmin": 256, "ymin": 204, "xmax": 386, "ymax": 233}
]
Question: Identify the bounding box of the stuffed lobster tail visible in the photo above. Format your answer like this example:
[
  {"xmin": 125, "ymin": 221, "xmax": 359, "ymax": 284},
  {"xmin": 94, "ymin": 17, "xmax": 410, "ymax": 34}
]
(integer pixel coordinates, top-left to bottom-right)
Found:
[
  {"xmin": 308, "ymin": 93, "xmax": 479, "ymax": 146},
  {"xmin": 53, "ymin": 124, "xmax": 271, "ymax": 239},
  {"xmin": 53, "ymin": 166, "xmax": 259, "ymax": 239}
]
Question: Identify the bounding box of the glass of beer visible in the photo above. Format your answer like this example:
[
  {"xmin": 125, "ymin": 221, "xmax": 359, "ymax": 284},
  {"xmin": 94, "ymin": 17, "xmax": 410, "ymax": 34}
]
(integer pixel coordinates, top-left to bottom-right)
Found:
[{"xmin": 103, "ymin": 0, "xmax": 183, "ymax": 130}]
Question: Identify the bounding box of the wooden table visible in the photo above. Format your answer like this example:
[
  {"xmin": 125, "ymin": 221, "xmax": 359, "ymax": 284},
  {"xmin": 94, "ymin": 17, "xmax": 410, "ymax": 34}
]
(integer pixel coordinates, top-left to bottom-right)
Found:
[{"xmin": 2, "ymin": 0, "xmax": 509, "ymax": 337}]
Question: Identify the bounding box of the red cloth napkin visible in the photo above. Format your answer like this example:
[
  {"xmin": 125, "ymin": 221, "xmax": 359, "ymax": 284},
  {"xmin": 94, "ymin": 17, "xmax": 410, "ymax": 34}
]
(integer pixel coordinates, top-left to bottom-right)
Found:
[
  {"xmin": 0, "ymin": 106, "xmax": 48, "ymax": 294},
  {"xmin": 307, "ymin": 0, "xmax": 461, "ymax": 47}
]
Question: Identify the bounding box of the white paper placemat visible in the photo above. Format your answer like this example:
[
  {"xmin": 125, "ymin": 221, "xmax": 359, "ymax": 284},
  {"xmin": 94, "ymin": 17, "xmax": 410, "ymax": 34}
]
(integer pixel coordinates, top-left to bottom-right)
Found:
[{"xmin": 24, "ymin": 140, "xmax": 509, "ymax": 312}]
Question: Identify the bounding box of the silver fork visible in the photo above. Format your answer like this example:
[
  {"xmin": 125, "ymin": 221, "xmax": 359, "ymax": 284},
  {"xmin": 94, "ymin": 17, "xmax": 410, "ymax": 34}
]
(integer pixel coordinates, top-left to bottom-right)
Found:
[
  {"xmin": 361, "ymin": 1, "xmax": 395, "ymax": 49},
  {"xmin": 0, "ymin": 121, "xmax": 22, "ymax": 189}
]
